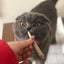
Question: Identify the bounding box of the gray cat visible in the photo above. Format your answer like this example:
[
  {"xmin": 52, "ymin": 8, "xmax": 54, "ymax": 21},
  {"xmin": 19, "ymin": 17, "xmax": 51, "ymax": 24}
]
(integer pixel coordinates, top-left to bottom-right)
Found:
[{"xmin": 13, "ymin": 0, "xmax": 58, "ymax": 64}]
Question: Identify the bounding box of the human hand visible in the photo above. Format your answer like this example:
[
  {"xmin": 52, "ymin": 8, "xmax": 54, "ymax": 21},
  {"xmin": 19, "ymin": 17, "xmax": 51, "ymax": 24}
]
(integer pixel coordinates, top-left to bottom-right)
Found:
[{"xmin": 7, "ymin": 36, "xmax": 35, "ymax": 64}]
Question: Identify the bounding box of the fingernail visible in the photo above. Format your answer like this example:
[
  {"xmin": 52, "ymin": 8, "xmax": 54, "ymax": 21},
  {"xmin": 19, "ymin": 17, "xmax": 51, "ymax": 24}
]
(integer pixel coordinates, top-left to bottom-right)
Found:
[{"xmin": 31, "ymin": 36, "xmax": 35, "ymax": 40}]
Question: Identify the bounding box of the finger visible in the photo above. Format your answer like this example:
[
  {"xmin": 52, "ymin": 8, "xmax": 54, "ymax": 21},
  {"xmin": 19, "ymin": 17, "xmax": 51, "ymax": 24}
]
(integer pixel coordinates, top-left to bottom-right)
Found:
[
  {"xmin": 24, "ymin": 44, "xmax": 34, "ymax": 53},
  {"xmin": 22, "ymin": 51, "xmax": 31, "ymax": 60},
  {"xmin": 29, "ymin": 44, "xmax": 34, "ymax": 51},
  {"xmin": 19, "ymin": 49, "xmax": 24, "ymax": 55},
  {"xmin": 22, "ymin": 59, "xmax": 28, "ymax": 64},
  {"xmin": 18, "ymin": 36, "xmax": 35, "ymax": 48},
  {"xmin": 22, "ymin": 54, "xmax": 27, "ymax": 60},
  {"xmin": 24, "ymin": 47, "xmax": 29, "ymax": 53},
  {"xmin": 18, "ymin": 56, "xmax": 22, "ymax": 62},
  {"xmin": 26, "ymin": 51, "xmax": 31, "ymax": 58}
]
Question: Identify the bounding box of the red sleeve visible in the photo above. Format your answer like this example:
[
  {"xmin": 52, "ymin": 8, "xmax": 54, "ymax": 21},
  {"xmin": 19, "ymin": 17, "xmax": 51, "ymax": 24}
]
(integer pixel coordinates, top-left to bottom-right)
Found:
[{"xmin": 0, "ymin": 40, "xmax": 18, "ymax": 64}]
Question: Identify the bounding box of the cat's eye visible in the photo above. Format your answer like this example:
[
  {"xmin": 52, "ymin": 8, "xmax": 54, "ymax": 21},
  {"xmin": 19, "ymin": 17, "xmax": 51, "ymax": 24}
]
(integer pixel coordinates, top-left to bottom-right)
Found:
[
  {"xmin": 21, "ymin": 22, "xmax": 26, "ymax": 27},
  {"xmin": 35, "ymin": 23, "xmax": 41, "ymax": 27}
]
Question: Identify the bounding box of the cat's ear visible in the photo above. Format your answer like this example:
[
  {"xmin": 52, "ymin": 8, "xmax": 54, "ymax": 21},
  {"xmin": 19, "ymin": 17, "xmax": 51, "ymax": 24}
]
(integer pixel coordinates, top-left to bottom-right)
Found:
[
  {"xmin": 16, "ymin": 12, "xmax": 28, "ymax": 22},
  {"xmin": 16, "ymin": 16, "xmax": 21, "ymax": 21}
]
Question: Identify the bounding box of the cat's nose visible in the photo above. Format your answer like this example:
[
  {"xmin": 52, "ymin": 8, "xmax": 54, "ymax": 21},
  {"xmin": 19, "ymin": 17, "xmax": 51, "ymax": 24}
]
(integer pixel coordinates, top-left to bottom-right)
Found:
[{"xmin": 27, "ymin": 27, "xmax": 31, "ymax": 31}]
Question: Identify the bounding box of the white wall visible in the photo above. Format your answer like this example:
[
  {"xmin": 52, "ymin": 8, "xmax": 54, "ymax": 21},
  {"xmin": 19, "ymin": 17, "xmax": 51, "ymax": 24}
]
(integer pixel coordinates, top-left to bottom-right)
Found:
[
  {"xmin": 1, "ymin": 0, "xmax": 64, "ymax": 23},
  {"xmin": 56, "ymin": 0, "xmax": 64, "ymax": 17},
  {"xmin": 0, "ymin": 19, "xmax": 3, "ymax": 39},
  {"xmin": 2, "ymin": 0, "xmax": 45, "ymax": 23}
]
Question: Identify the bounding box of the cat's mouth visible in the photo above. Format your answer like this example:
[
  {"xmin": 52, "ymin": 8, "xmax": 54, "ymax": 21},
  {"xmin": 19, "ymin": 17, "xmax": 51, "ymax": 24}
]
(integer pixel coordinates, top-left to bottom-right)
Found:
[{"xmin": 27, "ymin": 31, "xmax": 46, "ymax": 43}]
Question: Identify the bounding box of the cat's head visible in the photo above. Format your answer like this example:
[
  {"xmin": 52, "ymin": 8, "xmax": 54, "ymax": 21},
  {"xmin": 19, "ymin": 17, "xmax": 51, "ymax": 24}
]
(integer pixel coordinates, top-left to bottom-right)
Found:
[{"xmin": 13, "ymin": 12, "xmax": 51, "ymax": 43}]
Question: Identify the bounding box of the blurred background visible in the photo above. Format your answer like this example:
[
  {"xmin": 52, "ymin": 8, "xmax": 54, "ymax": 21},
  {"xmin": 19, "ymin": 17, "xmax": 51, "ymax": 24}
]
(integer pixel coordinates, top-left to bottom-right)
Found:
[{"xmin": 0, "ymin": 0, "xmax": 64, "ymax": 64}]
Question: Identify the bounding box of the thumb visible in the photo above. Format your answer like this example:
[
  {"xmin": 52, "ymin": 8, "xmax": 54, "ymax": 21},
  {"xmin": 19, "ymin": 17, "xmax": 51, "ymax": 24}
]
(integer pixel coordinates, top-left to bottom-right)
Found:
[{"xmin": 19, "ymin": 36, "xmax": 35, "ymax": 49}]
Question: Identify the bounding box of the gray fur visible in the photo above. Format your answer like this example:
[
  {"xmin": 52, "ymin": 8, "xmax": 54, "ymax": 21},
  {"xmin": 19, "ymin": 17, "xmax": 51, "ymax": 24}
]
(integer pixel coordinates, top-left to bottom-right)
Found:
[
  {"xmin": 47, "ymin": 0, "xmax": 58, "ymax": 5},
  {"xmin": 13, "ymin": 0, "xmax": 58, "ymax": 64}
]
